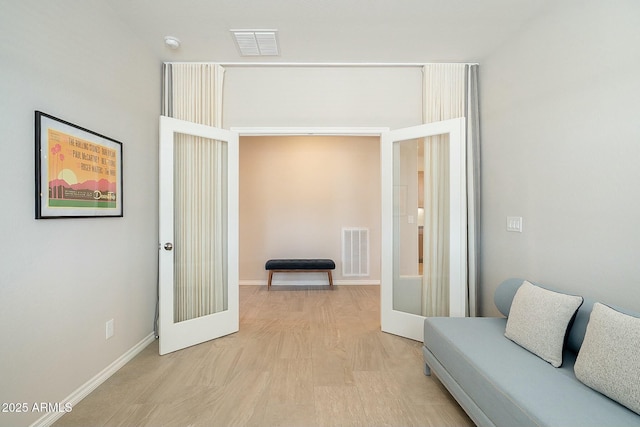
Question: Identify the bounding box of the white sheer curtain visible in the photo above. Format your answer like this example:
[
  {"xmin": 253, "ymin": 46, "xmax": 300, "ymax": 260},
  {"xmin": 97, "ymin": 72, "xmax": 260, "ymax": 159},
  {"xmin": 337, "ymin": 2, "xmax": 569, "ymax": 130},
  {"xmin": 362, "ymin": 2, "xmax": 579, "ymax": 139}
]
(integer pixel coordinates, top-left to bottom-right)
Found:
[
  {"xmin": 162, "ymin": 63, "xmax": 227, "ymax": 322},
  {"xmin": 421, "ymin": 64, "xmax": 480, "ymax": 317}
]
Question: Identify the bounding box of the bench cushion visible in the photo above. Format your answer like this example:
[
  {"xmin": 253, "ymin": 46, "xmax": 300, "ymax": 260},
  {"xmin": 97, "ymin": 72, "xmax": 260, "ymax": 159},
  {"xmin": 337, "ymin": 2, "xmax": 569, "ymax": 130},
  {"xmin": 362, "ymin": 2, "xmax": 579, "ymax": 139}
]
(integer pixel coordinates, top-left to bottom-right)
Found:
[{"xmin": 265, "ymin": 259, "xmax": 335, "ymax": 270}]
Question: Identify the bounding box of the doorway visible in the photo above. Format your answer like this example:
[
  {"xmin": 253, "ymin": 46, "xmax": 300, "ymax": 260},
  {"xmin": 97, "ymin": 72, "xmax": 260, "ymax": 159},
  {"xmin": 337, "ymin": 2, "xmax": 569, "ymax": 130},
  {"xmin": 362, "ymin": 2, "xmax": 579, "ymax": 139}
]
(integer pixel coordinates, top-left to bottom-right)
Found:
[
  {"xmin": 238, "ymin": 133, "xmax": 382, "ymax": 287},
  {"xmin": 158, "ymin": 120, "xmax": 467, "ymax": 354},
  {"xmin": 235, "ymin": 121, "xmax": 467, "ymax": 343}
]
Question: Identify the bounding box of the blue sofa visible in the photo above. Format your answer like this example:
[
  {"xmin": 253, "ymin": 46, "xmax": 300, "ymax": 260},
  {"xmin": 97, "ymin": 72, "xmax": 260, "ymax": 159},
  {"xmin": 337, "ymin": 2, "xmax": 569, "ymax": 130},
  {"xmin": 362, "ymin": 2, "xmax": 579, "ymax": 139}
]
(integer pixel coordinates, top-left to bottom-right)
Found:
[{"xmin": 422, "ymin": 278, "xmax": 640, "ymax": 427}]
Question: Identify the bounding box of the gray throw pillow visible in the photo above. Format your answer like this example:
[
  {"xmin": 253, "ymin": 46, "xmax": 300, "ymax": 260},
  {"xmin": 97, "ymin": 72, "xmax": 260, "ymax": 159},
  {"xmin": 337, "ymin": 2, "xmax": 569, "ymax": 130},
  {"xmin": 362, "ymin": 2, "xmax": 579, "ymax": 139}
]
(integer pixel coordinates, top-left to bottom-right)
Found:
[
  {"xmin": 574, "ymin": 303, "xmax": 640, "ymax": 415},
  {"xmin": 504, "ymin": 281, "xmax": 583, "ymax": 367}
]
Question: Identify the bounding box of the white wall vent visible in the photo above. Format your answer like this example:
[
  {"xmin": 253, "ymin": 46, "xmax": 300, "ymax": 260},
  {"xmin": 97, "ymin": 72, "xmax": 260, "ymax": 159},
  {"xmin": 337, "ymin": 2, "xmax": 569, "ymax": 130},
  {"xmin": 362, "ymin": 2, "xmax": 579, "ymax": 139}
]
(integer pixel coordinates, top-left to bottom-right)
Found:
[
  {"xmin": 230, "ymin": 30, "xmax": 279, "ymax": 56},
  {"xmin": 342, "ymin": 227, "xmax": 369, "ymax": 277}
]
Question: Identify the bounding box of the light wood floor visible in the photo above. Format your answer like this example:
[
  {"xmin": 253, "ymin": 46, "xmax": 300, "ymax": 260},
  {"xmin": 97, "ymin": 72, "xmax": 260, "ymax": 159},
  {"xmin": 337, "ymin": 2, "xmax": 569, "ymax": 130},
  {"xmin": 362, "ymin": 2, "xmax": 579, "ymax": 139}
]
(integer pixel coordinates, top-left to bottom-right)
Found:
[{"xmin": 54, "ymin": 285, "xmax": 474, "ymax": 427}]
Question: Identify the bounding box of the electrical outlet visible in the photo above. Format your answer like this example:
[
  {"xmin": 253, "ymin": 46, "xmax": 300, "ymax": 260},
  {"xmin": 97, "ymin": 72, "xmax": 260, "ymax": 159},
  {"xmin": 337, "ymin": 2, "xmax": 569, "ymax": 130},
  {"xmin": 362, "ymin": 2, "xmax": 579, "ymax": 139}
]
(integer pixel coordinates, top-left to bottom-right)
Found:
[
  {"xmin": 506, "ymin": 216, "xmax": 523, "ymax": 232},
  {"xmin": 106, "ymin": 319, "xmax": 114, "ymax": 340}
]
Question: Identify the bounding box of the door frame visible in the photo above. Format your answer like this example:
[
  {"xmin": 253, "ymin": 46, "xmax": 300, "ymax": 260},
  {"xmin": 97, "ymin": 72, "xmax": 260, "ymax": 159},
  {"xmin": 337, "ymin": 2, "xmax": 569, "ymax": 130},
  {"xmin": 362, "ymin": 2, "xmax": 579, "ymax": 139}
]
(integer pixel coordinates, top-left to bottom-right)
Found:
[
  {"xmin": 230, "ymin": 127, "xmax": 389, "ymax": 137},
  {"xmin": 232, "ymin": 124, "xmax": 466, "ymax": 343},
  {"xmin": 231, "ymin": 126, "xmax": 388, "ymax": 287}
]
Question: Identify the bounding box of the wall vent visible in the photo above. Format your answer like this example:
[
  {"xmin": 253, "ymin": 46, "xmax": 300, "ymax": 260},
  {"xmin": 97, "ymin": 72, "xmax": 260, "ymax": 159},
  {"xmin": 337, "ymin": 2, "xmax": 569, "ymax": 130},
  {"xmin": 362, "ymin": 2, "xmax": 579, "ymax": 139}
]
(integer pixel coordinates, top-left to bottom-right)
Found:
[
  {"xmin": 230, "ymin": 30, "xmax": 279, "ymax": 56},
  {"xmin": 342, "ymin": 227, "xmax": 369, "ymax": 277}
]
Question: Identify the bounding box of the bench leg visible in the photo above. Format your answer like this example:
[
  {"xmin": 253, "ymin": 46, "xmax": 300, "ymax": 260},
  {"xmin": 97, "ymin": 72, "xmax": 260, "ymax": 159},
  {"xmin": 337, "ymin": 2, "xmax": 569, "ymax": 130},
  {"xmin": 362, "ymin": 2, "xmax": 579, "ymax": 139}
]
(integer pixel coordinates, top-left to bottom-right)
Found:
[{"xmin": 266, "ymin": 269, "xmax": 334, "ymax": 289}]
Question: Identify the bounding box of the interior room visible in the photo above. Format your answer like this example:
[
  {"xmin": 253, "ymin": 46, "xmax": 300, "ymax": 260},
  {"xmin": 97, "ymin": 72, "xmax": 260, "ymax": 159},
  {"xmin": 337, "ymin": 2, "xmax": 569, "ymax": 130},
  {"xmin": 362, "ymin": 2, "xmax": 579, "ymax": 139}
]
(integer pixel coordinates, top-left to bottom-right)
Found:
[
  {"xmin": 1, "ymin": 0, "xmax": 639, "ymax": 426},
  {"xmin": 239, "ymin": 134, "xmax": 382, "ymax": 286}
]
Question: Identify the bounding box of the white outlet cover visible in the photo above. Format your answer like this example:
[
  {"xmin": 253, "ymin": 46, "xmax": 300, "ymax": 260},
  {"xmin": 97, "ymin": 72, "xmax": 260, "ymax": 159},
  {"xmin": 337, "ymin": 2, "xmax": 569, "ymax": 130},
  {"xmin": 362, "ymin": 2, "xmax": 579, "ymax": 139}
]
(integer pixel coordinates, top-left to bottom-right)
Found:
[
  {"xmin": 506, "ymin": 216, "xmax": 523, "ymax": 232},
  {"xmin": 106, "ymin": 319, "xmax": 114, "ymax": 339}
]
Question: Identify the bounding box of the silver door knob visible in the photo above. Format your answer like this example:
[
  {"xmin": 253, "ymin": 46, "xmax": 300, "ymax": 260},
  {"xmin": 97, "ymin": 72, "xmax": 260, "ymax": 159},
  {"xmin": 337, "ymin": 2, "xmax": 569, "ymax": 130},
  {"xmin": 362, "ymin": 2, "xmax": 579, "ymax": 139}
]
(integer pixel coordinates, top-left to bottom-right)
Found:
[{"xmin": 164, "ymin": 242, "xmax": 173, "ymax": 251}]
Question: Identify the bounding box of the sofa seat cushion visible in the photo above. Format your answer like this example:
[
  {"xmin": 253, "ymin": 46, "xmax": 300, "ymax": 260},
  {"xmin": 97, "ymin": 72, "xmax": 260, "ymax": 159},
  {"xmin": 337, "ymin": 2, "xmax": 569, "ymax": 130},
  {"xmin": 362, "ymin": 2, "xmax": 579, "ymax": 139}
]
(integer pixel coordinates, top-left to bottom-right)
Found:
[{"xmin": 424, "ymin": 317, "xmax": 640, "ymax": 427}]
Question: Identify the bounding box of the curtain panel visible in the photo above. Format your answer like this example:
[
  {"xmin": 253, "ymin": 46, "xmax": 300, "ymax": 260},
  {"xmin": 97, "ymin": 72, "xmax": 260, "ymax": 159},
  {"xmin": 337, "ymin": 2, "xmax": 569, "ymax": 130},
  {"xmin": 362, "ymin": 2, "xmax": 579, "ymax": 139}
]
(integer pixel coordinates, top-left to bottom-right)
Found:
[
  {"xmin": 162, "ymin": 63, "xmax": 227, "ymax": 323},
  {"xmin": 422, "ymin": 64, "xmax": 480, "ymax": 317}
]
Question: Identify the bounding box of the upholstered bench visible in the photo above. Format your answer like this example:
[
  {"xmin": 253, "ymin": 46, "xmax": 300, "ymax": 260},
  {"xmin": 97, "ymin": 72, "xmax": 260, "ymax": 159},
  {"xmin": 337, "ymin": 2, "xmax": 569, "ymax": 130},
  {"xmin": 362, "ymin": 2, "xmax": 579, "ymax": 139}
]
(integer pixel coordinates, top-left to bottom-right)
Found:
[{"xmin": 265, "ymin": 259, "xmax": 336, "ymax": 289}]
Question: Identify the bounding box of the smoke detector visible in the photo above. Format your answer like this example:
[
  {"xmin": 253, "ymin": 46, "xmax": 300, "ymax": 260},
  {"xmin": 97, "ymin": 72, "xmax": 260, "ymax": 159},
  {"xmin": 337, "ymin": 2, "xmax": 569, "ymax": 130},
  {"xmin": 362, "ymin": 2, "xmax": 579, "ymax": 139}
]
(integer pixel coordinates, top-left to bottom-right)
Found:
[
  {"xmin": 164, "ymin": 36, "xmax": 181, "ymax": 49},
  {"xmin": 231, "ymin": 30, "xmax": 279, "ymax": 56}
]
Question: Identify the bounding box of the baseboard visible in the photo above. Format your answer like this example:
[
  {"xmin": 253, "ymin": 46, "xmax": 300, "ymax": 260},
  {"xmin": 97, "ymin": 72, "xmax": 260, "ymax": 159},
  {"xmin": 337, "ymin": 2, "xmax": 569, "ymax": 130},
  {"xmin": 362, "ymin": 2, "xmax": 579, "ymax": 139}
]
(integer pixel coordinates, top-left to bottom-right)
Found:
[
  {"xmin": 335, "ymin": 279, "xmax": 380, "ymax": 285},
  {"xmin": 31, "ymin": 333, "xmax": 156, "ymax": 427},
  {"xmin": 239, "ymin": 279, "xmax": 380, "ymax": 286},
  {"xmin": 239, "ymin": 280, "xmax": 266, "ymax": 286}
]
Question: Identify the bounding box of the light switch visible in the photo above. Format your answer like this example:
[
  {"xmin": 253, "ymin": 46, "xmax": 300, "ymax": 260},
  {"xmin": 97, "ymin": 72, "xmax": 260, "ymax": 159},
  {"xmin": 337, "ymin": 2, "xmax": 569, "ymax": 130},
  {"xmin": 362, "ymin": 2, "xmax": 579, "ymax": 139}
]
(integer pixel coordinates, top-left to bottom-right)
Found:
[
  {"xmin": 408, "ymin": 215, "xmax": 415, "ymax": 224},
  {"xmin": 106, "ymin": 319, "xmax": 114, "ymax": 339},
  {"xmin": 506, "ymin": 216, "xmax": 523, "ymax": 232}
]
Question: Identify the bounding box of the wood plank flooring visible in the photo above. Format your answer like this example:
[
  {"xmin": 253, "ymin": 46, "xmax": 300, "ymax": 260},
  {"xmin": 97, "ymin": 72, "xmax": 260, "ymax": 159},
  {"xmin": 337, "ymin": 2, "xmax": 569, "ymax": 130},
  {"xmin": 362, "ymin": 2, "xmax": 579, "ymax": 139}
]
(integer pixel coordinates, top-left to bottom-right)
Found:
[{"xmin": 54, "ymin": 285, "xmax": 474, "ymax": 427}]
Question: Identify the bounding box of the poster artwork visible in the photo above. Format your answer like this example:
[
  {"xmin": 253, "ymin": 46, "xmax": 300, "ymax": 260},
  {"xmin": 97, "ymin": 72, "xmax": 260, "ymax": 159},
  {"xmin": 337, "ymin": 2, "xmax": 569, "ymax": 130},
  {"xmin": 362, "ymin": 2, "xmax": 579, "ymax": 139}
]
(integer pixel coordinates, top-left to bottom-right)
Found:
[{"xmin": 47, "ymin": 129, "xmax": 118, "ymax": 209}]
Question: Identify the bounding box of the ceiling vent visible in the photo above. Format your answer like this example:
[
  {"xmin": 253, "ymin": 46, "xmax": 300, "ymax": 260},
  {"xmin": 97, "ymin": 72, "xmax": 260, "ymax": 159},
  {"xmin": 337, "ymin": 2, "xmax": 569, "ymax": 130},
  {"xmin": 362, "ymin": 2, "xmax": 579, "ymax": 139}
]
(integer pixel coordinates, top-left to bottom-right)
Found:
[{"xmin": 231, "ymin": 30, "xmax": 279, "ymax": 56}]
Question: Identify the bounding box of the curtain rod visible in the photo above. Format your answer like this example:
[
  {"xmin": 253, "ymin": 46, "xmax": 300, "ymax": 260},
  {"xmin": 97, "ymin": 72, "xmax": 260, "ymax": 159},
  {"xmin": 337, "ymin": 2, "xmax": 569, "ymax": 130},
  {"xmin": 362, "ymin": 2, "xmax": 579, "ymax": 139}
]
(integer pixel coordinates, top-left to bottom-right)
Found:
[{"xmin": 163, "ymin": 61, "xmax": 479, "ymax": 67}]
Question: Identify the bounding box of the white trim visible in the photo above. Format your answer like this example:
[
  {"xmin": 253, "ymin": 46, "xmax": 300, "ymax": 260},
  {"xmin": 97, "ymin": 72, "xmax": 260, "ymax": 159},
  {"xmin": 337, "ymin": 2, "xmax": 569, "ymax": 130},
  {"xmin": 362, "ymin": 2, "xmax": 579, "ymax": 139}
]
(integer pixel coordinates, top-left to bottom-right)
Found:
[
  {"xmin": 335, "ymin": 280, "xmax": 380, "ymax": 286},
  {"xmin": 239, "ymin": 280, "xmax": 267, "ymax": 286},
  {"xmin": 31, "ymin": 333, "xmax": 156, "ymax": 427},
  {"xmin": 164, "ymin": 61, "xmax": 479, "ymax": 67},
  {"xmin": 231, "ymin": 127, "xmax": 389, "ymax": 136},
  {"xmin": 449, "ymin": 118, "xmax": 468, "ymax": 318},
  {"xmin": 239, "ymin": 280, "xmax": 380, "ymax": 286}
]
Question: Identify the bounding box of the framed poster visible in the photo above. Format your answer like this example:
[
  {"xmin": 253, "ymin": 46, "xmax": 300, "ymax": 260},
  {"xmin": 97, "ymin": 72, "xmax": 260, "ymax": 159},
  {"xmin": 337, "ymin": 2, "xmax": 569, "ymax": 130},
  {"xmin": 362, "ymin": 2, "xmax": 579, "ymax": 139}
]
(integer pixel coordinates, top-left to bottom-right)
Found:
[{"xmin": 35, "ymin": 111, "xmax": 123, "ymax": 218}]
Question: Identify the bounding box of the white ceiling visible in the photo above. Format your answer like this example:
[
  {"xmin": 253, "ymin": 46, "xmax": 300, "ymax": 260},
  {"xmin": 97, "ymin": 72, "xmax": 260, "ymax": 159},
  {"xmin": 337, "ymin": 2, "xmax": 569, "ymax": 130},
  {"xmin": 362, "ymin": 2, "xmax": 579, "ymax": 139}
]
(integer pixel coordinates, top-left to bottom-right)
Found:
[{"xmin": 105, "ymin": 0, "xmax": 553, "ymax": 63}]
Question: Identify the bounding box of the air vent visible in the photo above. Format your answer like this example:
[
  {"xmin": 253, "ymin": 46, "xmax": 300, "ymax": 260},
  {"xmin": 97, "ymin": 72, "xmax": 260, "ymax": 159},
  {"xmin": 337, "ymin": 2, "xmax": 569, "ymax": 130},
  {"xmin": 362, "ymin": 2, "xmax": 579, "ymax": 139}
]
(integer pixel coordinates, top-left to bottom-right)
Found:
[
  {"xmin": 231, "ymin": 30, "xmax": 279, "ymax": 56},
  {"xmin": 342, "ymin": 227, "xmax": 370, "ymax": 277}
]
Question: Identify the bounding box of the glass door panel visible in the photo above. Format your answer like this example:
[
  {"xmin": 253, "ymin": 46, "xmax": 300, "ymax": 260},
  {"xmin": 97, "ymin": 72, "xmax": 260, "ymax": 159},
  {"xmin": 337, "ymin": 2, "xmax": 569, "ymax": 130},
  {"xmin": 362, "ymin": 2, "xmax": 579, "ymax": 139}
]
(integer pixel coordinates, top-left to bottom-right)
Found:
[
  {"xmin": 173, "ymin": 133, "xmax": 228, "ymax": 322},
  {"xmin": 392, "ymin": 138, "xmax": 424, "ymax": 315}
]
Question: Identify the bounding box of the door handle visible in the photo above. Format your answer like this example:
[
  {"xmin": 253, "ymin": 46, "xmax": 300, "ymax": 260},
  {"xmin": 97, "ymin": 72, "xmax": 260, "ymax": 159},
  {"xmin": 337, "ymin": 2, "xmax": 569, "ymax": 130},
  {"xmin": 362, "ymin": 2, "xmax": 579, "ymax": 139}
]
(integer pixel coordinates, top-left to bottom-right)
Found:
[{"xmin": 164, "ymin": 242, "xmax": 173, "ymax": 251}]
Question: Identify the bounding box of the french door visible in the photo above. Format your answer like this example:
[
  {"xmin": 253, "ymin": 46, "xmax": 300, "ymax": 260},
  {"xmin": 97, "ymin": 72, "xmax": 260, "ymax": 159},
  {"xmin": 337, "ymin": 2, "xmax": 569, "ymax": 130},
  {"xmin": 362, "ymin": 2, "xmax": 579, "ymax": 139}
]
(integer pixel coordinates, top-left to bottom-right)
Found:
[
  {"xmin": 381, "ymin": 118, "xmax": 467, "ymax": 341},
  {"xmin": 158, "ymin": 116, "xmax": 239, "ymax": 355}
]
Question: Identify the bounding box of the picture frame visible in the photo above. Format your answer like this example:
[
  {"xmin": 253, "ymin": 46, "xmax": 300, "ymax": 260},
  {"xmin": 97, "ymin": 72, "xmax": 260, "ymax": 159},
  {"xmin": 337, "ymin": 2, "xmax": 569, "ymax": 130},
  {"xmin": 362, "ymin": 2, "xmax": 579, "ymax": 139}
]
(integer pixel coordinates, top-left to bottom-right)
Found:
[{"xmin": 35, "ymin": 111, "xmax": 123, "ymax": 219}]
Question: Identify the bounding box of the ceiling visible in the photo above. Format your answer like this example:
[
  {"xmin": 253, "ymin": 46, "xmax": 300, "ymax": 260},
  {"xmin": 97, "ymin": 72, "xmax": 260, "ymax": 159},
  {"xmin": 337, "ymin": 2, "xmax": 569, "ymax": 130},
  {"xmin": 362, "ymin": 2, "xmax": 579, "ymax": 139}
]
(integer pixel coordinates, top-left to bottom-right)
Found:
[{"xmin": 105, "ymin": 0, "xmax": 553, "ymax": 64}]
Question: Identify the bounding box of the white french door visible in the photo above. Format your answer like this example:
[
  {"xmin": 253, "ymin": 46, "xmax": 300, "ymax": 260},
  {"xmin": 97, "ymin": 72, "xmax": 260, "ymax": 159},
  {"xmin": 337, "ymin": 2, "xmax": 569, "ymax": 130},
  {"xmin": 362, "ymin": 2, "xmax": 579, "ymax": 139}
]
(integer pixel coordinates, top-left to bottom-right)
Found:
[
  {"xmin": 158, "ymin": 116, "xmax": 239, "ymax": 355},
  {"xmin": 381, "ymin": 118, "xmax": 467, "ymax": 341}
]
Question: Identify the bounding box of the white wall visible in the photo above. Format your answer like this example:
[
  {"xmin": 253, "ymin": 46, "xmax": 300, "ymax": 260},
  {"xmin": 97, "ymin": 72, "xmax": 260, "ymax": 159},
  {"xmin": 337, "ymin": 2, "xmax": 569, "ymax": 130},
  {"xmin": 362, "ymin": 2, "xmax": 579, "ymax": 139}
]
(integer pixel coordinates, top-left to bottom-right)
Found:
[
  {"xmin": 224, "ymin": 66, "xmax": 423, "ymax": 128},
  {"xmin": 0, "ymin": 2, "xmax": 160, "ymax": 426},
  {"xmin": 239, "ymin": 135, "xmax": 380, "ymax": 283},
  {"xmin": 479, "ymin": 0, "xmax": 640, "ymax": 315}
]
